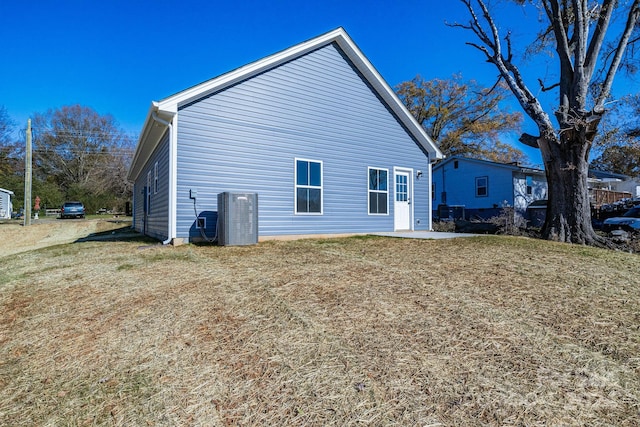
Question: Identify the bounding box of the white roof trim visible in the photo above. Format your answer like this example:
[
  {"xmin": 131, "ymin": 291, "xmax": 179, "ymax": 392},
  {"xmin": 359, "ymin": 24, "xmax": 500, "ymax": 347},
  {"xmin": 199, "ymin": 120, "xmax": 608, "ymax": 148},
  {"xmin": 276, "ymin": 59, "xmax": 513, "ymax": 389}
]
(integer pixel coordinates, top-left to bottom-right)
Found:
[{"xmin": 129, "ymin": 27, "xmax": 443, "ymax": 180}]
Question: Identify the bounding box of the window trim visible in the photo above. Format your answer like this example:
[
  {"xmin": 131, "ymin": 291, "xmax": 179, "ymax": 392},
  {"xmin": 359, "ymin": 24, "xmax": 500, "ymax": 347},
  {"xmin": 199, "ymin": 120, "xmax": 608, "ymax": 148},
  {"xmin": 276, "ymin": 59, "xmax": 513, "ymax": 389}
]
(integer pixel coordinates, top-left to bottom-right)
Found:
[
  {"xmin": 367, "ymin": 167, "xmax": 389, "ymax": 215},
  {"xmin": 475, "ymin": 176, "xmax": 488, "ymax": 197},
  {"xmin": 146, "ymin": 171, "xmax": 152, "ymax": 215},
  {"xmin": 294, "ymin": 158, "xmax": 323, "ymax": 215},
  {"xmin": 154, "ymin": 162, "xmax": 158, "ymax": 194}
]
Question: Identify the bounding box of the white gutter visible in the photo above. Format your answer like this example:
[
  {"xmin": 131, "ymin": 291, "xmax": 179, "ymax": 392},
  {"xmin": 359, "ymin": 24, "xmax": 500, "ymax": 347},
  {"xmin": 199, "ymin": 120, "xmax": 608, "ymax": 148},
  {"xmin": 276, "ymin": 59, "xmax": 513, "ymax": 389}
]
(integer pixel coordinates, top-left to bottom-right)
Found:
[
  {"xmin": 428, "ymin": 159, "xmax": 434, "ymax": 231},
  {"xmin": 151, "ymin": 111, "xmax": 176, "ymax": 245}
]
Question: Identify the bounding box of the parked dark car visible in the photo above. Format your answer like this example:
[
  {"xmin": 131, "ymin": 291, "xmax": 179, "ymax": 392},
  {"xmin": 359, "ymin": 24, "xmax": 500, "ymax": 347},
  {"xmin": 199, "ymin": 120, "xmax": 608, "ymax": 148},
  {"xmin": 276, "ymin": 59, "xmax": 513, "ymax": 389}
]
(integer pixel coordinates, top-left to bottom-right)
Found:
[
  {"xmin": 60, "ymin": 201, "xmax": 85, "ymax": 219},
  {"xmin": 602, "ymin": 206, "xmax": 640, "ymax": 233}
]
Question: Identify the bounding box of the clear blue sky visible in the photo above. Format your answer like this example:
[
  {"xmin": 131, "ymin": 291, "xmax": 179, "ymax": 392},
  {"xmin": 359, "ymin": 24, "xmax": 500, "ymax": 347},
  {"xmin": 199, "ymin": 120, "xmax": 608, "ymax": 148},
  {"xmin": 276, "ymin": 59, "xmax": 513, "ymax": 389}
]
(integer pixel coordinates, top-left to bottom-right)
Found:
[{"xmin": 1, "ymin": 1, "xmax": 637, "ymax": 165}]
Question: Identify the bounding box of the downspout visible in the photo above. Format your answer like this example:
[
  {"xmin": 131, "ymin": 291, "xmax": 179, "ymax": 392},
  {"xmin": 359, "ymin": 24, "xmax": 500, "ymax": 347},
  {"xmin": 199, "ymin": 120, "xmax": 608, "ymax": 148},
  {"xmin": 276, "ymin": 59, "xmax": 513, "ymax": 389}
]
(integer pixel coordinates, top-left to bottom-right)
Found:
[
  {"xmin": 427, "ymin": 155, "xmax": 435, "ymax": 230},
  {"xmin": 151, "ymin": 111, "xmax": 175, "ymax": 245}
]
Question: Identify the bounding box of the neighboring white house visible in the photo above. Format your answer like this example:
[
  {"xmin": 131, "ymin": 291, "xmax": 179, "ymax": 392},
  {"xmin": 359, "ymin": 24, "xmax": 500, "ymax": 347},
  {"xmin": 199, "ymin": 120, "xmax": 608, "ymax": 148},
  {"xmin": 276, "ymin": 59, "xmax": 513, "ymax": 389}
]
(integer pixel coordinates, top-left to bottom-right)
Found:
[
  {"xmin": 431, "ymin": 156, "xmax": 547, "ymax": 220},
  {"xmin": 590, "ymin": 170, "xmax": 640, "ymax": 199},
  {"xmin": 0, "ymin": 188, "xmax": 14, "ymax": 219}
]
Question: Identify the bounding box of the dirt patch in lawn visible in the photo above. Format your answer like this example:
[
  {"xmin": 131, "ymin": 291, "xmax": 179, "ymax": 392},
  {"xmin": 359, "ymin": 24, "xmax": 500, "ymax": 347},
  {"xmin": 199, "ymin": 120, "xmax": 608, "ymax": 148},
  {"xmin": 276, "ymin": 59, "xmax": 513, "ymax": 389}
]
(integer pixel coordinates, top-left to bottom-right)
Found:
[{"xmin": 0, "ymin": 218, "xmax": 133, "ymax": 257}]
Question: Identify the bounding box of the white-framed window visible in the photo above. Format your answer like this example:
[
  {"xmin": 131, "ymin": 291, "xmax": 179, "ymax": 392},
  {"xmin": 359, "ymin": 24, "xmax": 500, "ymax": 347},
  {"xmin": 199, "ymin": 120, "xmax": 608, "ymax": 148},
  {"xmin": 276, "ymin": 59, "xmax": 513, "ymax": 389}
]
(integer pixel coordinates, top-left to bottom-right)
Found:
[
  {"xmin": 295, "ymin": 158, "xmax": 323, "ymax": 214},
  {"xmin": 154, "ymin": 162, "xmax": 158, "ymax": 194},
  {"xmin": 368, "ymin": 167, "xmax": 388, "ymax": 215},
  {"xmin": 146, "ymin": 171, "xmax": 152, "ymax": 214},
  {"xmin": 526, "ymin": 175, "xmax": 533, "ymax": 195},
  {"xmin": 476, "ymin": 176, "xmax": 488, "ymax": 197}
]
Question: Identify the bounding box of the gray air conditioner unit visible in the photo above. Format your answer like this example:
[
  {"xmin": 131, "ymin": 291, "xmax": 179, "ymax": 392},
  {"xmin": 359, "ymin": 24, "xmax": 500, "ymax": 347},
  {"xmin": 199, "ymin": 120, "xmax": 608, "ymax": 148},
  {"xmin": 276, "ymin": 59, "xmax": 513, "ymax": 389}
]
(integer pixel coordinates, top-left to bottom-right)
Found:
[{"xmin": 217, "ymin": 192, "xmax": 258, "ymax": 246}]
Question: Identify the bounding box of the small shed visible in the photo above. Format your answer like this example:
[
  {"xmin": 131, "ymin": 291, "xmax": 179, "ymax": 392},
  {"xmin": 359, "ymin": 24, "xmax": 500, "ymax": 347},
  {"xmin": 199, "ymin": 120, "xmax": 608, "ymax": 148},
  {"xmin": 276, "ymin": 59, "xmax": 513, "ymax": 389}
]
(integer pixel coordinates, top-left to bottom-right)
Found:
[{"xmin": 0, "ymin": 188, "xmax": 14, "ymax": 219}]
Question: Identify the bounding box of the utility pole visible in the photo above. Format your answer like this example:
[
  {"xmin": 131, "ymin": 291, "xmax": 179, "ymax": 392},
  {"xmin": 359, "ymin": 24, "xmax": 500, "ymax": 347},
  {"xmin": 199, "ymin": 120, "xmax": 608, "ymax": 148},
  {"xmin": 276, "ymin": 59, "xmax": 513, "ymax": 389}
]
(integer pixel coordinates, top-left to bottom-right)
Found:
[{"xmin": 24, "ymin": 119, "xmax": 32, "ymax": 226}]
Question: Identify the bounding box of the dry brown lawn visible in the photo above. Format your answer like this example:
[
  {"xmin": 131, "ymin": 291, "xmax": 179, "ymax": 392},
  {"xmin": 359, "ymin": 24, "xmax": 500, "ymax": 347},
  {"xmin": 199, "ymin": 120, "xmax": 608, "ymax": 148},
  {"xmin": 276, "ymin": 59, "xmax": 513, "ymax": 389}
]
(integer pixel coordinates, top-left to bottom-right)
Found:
[{"xmin": 1, "ymin": 220, "xmax": 639, "ymax": 426}]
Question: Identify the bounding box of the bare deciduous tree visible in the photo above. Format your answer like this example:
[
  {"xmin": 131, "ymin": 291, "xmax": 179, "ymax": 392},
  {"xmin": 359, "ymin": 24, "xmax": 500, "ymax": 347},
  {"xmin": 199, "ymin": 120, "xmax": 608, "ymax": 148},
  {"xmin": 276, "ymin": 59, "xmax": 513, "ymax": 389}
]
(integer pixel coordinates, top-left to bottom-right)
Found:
[
  {"xmin": 32, "ymin": 105, "xmax": 134, "ymax": 210},
  {"xmin": 452, "ymin": 0, "xmax": 640, "ymax": 244}
]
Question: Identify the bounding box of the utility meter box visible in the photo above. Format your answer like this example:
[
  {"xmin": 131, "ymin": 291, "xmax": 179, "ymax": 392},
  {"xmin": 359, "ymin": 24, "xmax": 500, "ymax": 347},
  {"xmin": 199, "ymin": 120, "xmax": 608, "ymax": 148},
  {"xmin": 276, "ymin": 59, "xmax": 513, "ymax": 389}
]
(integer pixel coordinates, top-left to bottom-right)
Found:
[{"xmin": 217, "ymin": 192, "xmax": 258, "ymax": 246}]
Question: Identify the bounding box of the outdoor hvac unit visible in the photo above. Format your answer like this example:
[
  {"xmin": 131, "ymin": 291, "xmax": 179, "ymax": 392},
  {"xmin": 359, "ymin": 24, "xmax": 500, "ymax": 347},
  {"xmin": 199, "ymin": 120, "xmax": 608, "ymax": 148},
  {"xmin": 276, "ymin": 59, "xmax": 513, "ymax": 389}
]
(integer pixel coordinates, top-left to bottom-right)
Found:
[{"xmin": 217, "ymin": 192, "xmax": 258, "ymax": 246}]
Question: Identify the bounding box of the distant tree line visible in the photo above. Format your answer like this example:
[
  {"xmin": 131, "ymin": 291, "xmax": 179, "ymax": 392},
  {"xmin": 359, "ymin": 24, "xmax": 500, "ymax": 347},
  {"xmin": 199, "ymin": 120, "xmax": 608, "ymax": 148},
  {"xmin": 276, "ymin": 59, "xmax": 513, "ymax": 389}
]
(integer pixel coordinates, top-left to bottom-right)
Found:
[{"xmin": 0, "ymin": 105, "xmax": 134, "ymax": 216}]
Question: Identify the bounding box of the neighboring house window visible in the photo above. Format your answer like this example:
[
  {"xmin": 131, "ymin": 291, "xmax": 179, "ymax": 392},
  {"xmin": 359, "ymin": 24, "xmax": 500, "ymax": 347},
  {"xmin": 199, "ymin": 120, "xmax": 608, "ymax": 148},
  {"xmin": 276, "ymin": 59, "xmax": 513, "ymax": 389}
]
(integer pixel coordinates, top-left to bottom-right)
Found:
[
  {"xmin": 368, "ymin": 167, "xmax": 388, "ymax": 215},
  {"xmin": 295, "ymin": 158, "xmax": 322, "ymax": 214},
  {"xmin": 454, "ymin": 160, "xmax": 459, "ymax": 169},
  {"xmin": 476, "ymin": 176, "xmax": 488, "ymax": 197},
  {"xmin": 432, "ymin": 183, "xmax": 436, "ymax": 201},
  {"xmin": 526, "ymin": 175, "xmax": 533, "ymax": 195},
  {"xmin": 154, "ymin": 162, "xmax": 158, "ymax": 194}
]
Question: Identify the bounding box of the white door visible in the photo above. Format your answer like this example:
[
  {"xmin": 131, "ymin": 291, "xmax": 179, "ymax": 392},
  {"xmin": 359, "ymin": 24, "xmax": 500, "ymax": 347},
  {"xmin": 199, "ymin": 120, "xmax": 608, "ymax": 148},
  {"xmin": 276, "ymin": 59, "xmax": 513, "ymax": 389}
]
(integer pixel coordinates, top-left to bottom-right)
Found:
[{"xmin": 394, "ymin": 170, "xmax": 411, "ymax": 230}]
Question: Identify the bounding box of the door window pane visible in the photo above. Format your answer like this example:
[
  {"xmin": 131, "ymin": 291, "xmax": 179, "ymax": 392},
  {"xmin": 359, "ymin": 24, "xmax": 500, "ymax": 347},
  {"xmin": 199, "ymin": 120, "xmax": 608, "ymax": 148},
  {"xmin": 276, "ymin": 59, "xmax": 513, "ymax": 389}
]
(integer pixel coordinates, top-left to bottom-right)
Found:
[{"xmin": 396, "ymin": 174, "xmax": 408, "ymax": 202}]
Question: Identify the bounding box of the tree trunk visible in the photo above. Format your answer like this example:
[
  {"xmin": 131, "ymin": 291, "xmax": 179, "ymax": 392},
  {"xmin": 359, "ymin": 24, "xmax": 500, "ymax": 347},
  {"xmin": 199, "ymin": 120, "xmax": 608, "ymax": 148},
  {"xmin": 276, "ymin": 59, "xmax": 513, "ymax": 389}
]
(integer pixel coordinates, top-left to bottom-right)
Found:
[{"xmin": 541, "ymin": 136, "xmax": 601, "ymax": 244}]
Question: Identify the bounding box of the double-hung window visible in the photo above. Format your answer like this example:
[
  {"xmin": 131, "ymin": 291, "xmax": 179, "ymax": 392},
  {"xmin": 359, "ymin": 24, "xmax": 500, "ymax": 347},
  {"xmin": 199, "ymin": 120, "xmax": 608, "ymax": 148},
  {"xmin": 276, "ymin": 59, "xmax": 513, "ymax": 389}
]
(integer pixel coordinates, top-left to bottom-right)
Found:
[
  {"xmin": 476, "ymin": 176, "xmax": 488, "ymax": 197},
  {"xmin": 368, "ymin": 167, "xmax": 388, "ymax": 215},
  {"xmin": 146, "ymin": 171, "xmax": 152, "ymax": 214},
  {"xmin": 526, "ymin": 175, "xmax": 533, "ymax": 195},
  {"xmin": 154, "ymin": 162, "xmax": 158, "ymax": 194},
  {"xmin": 295, "ymin": 159, "xmax": 322, "ymax": 214}
]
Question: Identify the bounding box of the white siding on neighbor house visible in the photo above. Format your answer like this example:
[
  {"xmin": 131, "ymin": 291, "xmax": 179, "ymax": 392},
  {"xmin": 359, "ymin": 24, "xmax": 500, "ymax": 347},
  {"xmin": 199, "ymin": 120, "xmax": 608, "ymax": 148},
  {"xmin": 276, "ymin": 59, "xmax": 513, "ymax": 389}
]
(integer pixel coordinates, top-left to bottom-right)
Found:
[
  {"xmin": 175, "ymin": 43, "xmax": 431, "ymax": 240},
  {"xmin": 0, "ymin": 190, "xmax": 11, "ymax": 219},
  {"xmin": 513, "ymin": 172, "xmax": 547, "ymax": 211},
  {"xmin": 133, "ymin": 131, "xmax": 171, "ymax": 240},
  {"xmin": 612, "ymin": 179, "xmax": 640, "ymax": 198}
]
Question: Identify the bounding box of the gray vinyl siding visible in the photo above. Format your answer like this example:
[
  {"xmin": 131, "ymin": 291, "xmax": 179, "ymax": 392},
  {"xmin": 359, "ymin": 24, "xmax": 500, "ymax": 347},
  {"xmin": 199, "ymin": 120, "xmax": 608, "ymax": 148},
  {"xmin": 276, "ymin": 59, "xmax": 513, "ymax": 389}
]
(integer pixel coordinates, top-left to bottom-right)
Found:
[
  {"xmin": 132, "ymin": 131, "xmax": 170, "ymax": 240},
  {"xmin": 175, "ymin": 43, "xmax": 431, "ymax": 239}
]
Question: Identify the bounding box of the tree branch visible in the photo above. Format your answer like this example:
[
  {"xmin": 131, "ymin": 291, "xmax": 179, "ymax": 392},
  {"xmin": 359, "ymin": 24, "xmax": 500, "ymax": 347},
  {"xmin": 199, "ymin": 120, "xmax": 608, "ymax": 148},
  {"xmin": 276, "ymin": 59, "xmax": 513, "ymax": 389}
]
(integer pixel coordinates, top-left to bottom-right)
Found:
[
  {"xmin": 584, "ymin": 0, "xmax": 615, "ymax": 79},
  {"xmin": 459, "ymin": 0, "xmax": 556, "ymax": 139},
  {"xmin": 596, "ymin": 0, "xmax": 640, "ymax": 109},
  {"xmin": 519, "ymin": 133, "xmax": 540, "ymax": 148},
  {"xmin": 538, "ymin": 78, "xmax": 561, "ymax": 92}
]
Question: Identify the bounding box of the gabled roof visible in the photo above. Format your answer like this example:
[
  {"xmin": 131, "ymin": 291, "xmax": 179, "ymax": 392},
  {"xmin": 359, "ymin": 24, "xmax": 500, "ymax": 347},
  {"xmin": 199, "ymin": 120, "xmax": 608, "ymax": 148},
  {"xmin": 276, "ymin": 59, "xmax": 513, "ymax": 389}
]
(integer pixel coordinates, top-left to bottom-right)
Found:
[
  {"xmin": 589, "ymin": 169, "xmax": 630, "ymax": 181},
  {"xmin": 128, "ymin": 27, "xmax": 443, "ymax": 180},
  {"xmin": 433, "ymin": 155, "xmax": 545, "ymax": 175},
  {"xmin": 0, "ymin": 188, "xmax": 14, "ymax": 195}
]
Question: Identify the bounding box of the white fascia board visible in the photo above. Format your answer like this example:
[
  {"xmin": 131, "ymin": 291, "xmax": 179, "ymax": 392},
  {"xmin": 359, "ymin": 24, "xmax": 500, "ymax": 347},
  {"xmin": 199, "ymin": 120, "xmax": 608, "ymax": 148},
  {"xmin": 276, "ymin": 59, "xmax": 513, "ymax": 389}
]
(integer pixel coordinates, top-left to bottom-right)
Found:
[
  {"xmin": 156, "ymin": 28, "xmax": 350, "ymax": 113},
  {"xmin": 127, "ymin": 102, "xmax": 175, "ymax": 181}
]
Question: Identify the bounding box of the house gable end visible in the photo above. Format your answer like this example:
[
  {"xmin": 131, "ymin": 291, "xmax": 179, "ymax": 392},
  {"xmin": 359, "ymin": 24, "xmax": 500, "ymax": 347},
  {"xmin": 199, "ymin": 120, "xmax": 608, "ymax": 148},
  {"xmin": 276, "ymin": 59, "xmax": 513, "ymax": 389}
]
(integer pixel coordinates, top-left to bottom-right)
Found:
[
  {"xmin": 174, "ymin": 41, "xmax": 435, "ymax": 238},
  {"xmin": 175, "ymin": 41, "xmax": 430, "ymax": 157}
]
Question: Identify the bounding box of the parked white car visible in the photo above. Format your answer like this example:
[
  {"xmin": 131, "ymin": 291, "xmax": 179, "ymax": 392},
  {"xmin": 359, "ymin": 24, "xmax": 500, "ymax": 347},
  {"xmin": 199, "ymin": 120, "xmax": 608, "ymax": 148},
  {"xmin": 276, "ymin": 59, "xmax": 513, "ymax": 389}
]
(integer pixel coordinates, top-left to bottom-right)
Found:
[{"xmin": 602, "ymin": 206, "xmax": 640, "ymax": 233}]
